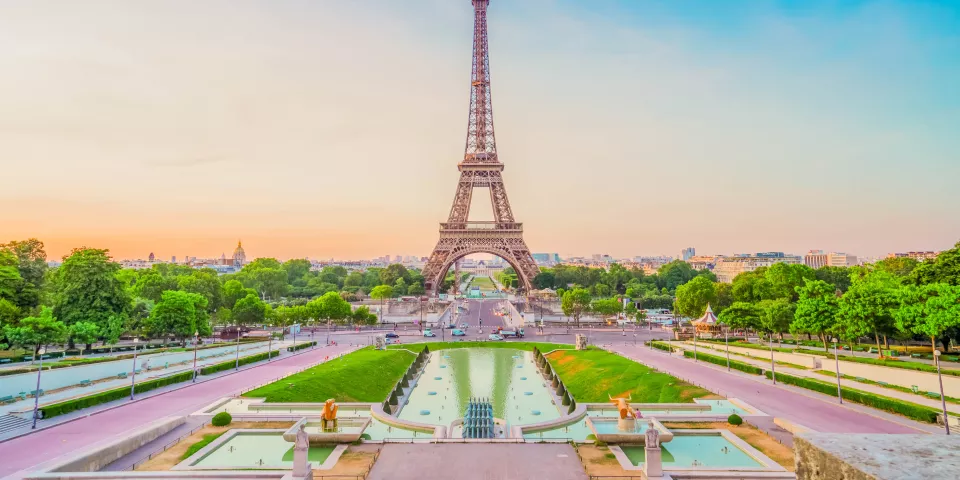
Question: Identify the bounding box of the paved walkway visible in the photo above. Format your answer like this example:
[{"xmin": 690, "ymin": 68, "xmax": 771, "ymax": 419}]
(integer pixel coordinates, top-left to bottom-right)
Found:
[
  {"xmin": 605, "ymin": 343, "xmax": 936, "ymax": 434},
  {"xmin": 0, "ymin": 344, "xmax": 358, "ymax": 480},
  {"xmin": 368, "ymin": 444, "xmax": 587, "ymax": 480},
  {"xmin": 671, "ymin": 341, "xmax": 960, "ymax": 415}
]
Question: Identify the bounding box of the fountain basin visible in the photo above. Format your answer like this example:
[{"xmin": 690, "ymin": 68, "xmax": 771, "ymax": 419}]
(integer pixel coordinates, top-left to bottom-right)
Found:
[
  {"xmin": 587, "ymin": 417, "xmax": 673, "ymax": 444},
  {"xmin": 282, "ymin": 417, "xmax": 370, "ymax": 444}
]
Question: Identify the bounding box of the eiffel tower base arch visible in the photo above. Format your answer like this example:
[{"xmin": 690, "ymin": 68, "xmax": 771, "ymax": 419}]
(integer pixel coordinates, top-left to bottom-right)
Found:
[{"xmin": 422, "ymin": 232, "xmax": 538, "ymax": 297}]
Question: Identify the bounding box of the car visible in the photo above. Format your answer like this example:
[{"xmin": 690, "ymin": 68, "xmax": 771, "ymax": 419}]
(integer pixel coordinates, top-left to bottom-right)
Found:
[
  {"xmin": 452, "ymin": 329, "xmax": 466, "ymax": 336},
  {"xmin": 423, "ymin": 329, "xmax": 436, "ymax": 337},
  {"xmin": 385, "ymin": 332, "xmax": 399, "ymax": 339},
  {"xmin": 386, "ymin": 338, "xmax": 401, "ymax": 345},
  {"xmin": 488, "ymin": 334, "xmax": 504, "ymax": 341},
  {"xmin": 459, "ymin": 323, "xmax": 468, "ymax": 329}
]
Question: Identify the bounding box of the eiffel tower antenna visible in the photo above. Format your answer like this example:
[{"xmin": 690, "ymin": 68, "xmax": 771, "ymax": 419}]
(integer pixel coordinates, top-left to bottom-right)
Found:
[{"xmin": 422, "ymin": 0, "xmax": 539, "ymax": 296}]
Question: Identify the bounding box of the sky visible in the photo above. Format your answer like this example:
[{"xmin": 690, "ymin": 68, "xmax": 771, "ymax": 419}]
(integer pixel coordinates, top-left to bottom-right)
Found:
[{"xmin": 1, "ymin": 0, "xmax": 958, "ymax": 262}]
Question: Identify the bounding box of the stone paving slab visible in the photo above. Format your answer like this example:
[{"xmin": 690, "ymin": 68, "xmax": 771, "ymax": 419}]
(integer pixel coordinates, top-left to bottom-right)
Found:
[{"xmin": 367, "ymin": 443, "xmax": 588, "ymax": 480}]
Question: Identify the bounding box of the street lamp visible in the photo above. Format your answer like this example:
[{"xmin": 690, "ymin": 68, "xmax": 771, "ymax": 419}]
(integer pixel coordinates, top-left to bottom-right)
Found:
[
  {"xmin": 934, "ymin": 350, "xmax": 950, "ymax": 435},
  {"xmin": 30, "ymin": 347, "xmax": 46, "ymax": 429},
  {"xmin": 192, "ymin": 331, "xmax": 199, "ymax": 382},
  {"xmin": 832, "ymin": 337, "xmax": 842, "ymax": 404},
  {"xmin": 692, "ymin": 326, "xmax": 698, "ymax": 362},
  {"xmin": 724, "ymin": 325, "xmax": 731, "ymax": 372},
  {"xmin": 769, "ymin": 332, "xmax": 776, "ymax": 385},
  {"xmin": 234, "ymin": 323, "xmax": 241, "ymax": 371},
  {"xmin": 130, "ymin": 337, "xmax": 140, "ymax": 400}
]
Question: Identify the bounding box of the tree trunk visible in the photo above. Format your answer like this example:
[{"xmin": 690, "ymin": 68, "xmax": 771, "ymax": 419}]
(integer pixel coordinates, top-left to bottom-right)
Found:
[
  {"xmin": 883, "ymin": 334, "xmax": 889, "ymax": 349},
  {"xmin": 821, "ymin": 332, "xmax": 829, "ymax": 353},
  {"xmin": 874, "ymin": 331, "xmax": 882, "ymax": 359},
  {"xmin": 932, "ymin": 336, "xmax": 938, "ymax": 355}
]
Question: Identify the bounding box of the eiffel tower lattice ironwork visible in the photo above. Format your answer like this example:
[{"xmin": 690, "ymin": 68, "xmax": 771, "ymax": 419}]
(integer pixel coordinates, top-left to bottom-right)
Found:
[{"xmin": 422, "ymin": 0, "xmax": 539, "ymax": 296}]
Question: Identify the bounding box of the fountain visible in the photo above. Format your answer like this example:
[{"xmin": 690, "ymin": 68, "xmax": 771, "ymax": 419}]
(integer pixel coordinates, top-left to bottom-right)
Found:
[
  {"xmin": 609, "ymin": 394, "xmax": 641, "ymax": 432},
  {"xmin": 321, "ymin": 398, "xmax": 339, "ymax": 432}
]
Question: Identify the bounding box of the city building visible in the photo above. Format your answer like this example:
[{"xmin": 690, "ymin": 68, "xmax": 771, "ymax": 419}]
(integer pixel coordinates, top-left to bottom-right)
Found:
[
  {"xmin": 827, "ymin": 252, "xmax": 858, "ymax": 267},
  {"xmin": 687, "ymin": 255, "xmax": 719, "ymax": 271},
  {"xmin": 532, "ymin": 253, "xmax": 561, "ymax": 266},
  {"xmin": 804, "ymin": 250, "xmax": 828, "ymax": 269},
  {"xmin": 148, "ymin": 252, "xmax": 155, "ymax": 262},
  {"xmin": 233, "ymin": 241, "xmax": 246, "ymax": 267},
  {"xmin": 714, "ymin": 253, "xmax": 802, "ymax": 283},
  {"xmin": 887, "ymin": 251, "xmax": 939, "ymax": 262},
  {"xmin": 681, "ymin": 247, "xmax": 695, "ymax": 262},
  {"xmin": 171, "ymin": 255, "xmax": 177, "ymax": 264}
]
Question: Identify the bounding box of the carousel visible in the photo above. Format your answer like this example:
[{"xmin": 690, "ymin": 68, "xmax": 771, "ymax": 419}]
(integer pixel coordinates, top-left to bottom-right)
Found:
[{"xmin": 692, "ymin": 304, "xmax": 722, "ymax": 338}]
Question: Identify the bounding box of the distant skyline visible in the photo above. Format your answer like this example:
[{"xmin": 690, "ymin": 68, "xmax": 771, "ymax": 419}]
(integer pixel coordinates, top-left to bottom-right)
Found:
[{"xmin": 2, "ymin": 0, "xmax": 958, "ymax": 261}]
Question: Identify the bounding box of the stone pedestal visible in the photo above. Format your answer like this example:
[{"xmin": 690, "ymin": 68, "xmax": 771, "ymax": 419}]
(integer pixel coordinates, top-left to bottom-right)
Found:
[
  {"xmin": 643, "ymin": 445, "xmax": 662, "ymax": 478},
  {"xmin": 575, "ymin": 334, "xmax": 587, "ymax": 350},
  {"xmin": 617, "ymin": 416, "xmax": 637, "ymax": 432}
]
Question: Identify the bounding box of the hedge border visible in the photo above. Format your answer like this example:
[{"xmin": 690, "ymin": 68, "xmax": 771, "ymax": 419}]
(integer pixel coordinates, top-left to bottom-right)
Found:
[
  {"xmin": 200, "ymin": 350, "xmax": 280, "ymax": 375},
  {"xmin": 683, "ymin": 350, "xmax": 764, "ymax": 375},
  {"xmin": 38, "ymin": 370, "xmax": 194, "ymax": 418},
  {"xmin": 287, "ymin": 341, "xmax": 317, "ymax": 352},
  {"xmin": 764, "ymin": 371, "xmax": 952, "ymax": 424}
]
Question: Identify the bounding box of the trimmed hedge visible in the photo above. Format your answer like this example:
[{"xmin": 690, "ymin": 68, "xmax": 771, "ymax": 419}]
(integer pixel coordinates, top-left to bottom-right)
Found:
[
  {"xmin": 683, "ymin": 350, "xmax": 764, "ymax": 375},
  {"xmin": 287, "ymin": 341, "xmax": 317, "ymax": 352},
  {"xmin": 728, "ymin": 414, "xmax": 743, "ymax": 425},
  {"xmin": 199, "ymin": 350, "xmax": 279, "ymax": 375},
  {"xmin": 212, "ymin": 411, "xmax": 232, "ymax": 426},
  {"xmin": 648, "ymin": 341, "xmax": 675, "ymax": 353},
  {"xmin": 568, "ymin": 398, "xmax": 577, "ymax": 414},
  {"xmin": 764, "ymin": 371, "xmax": 947, "ymax": 424},
  {"xmin": 39, "ymin": 370, "xmax": 194, "ymax": 418}
]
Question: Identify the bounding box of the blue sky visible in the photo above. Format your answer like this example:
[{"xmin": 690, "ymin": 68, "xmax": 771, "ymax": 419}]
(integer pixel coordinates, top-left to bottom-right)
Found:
[{"xmin": 0, "ymin": 0, "xmax": 957, "ymax": 260}]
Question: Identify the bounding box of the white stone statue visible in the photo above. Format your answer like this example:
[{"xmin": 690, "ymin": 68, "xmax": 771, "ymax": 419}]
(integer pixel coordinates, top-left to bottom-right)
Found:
[
  {"xmin": 292, "ymin": 424, "xmax": 312, "ymax": 479},
  {"xmin": 645, "ymin": 419, "xmax": 659, "ymax": 447}
]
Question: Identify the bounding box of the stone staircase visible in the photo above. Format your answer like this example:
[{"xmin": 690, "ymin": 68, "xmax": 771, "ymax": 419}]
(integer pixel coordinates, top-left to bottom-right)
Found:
[{"xmin": 0, "ymin": 414, "xmax": 31, "ymax": 434}]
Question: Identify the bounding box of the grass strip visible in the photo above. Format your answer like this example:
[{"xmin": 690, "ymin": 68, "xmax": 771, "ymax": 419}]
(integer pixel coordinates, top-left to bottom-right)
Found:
[
  {"xmin": 682, "ymin": 350, "xmax": 764, "ymax": 375},
  {"xmin": 181, "ymin": 432, "xmax": 227, "ymax": 460}
]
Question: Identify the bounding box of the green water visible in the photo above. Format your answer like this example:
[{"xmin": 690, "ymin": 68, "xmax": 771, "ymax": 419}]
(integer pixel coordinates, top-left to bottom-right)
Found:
[
  {"xmin": 398, "ymin": 348, "xmax": 559, "ymax": 429},
  {"xmin": 192, "ymin": 432, "xmax": 333, "ymax": 467},
  {"xmin": 621, "ymin": 435, "xmax": 762, "ymax": 468},
  {"xmin": 523, "ymin": 418, "xmax": 594, "ymax": 441}
]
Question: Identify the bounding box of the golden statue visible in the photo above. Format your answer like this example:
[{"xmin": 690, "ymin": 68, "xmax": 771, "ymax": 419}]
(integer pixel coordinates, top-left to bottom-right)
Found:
[
  {"xmin": 321, "ymin": 398, "xmax": 339, "ymax": 431},
  {"xmin": 609, "ymin": 394, "xmax": 639, "ymax": 420}
]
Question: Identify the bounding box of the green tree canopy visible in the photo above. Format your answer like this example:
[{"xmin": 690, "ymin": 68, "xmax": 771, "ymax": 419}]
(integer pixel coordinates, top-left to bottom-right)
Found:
[
  {"xmin": 590, "ymin": 297, "xmax": 621, "ymax": 319},
  {"xmin": 813, "ymin": 266, "xmax": 852, "ymax": 293},
  {"xmin": 3, "ymin": 306, "xmax": 67, "ymax": 355},
  {"xmin": 146, "ymin": 290, "xmax": 210, "ymax": 342},
  {"xmin": 177, "ymin": 269, "xmax": 224, "ymax": 312},
  {"xmin": 233, "ymin": 293, "xmax": 268, "ymax": 326},
  {"xmin": 0, "ymin": 238, "xmax": 48, "ymax": 310},
  {"xmin": 675, "ymin": 276, "xmax": 717, "ymax": 318},
  {"xmin": 791, "ymin": 278, "xmax": 840, "ymax": 351},
  {"xmin": 223, "ymin": 280, "xmax": 257, "ymax": 309},
  {"xmin": 758, "ymin": 298, "xmax": 795, "ymax": 337},
  {"xmin": 53, "ymin": 248, "xmax": 131, "ymax": 337},
  {"xmin": 133, "ymin": 273, "xmax": 178, "ymax": 302},
  {"xmin": 717, "ymin": 302, "xmax": 761, "ymax": 331},
  {"xmin": 895, "ymin": 283, "xmax": 960, "ymax": 351},
  {"xmin": 909, "ymin": 242, "xmax": 960, "ymax": 286},
  {"xmin": 69, "ymin": 321, "xmax": 101, "ymax": 350},
  {"xmin": 836, "ymin": 269, "xmax": 900, "ymax": 353},
  {"xmin": 561, "ymin": 288, "xmax": 592, "ymax": 327}
]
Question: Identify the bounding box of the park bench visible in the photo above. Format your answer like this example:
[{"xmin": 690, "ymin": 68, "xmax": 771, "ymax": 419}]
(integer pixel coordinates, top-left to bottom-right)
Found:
[
  {"xmin": 30, "ymin": 389, "xmax": 43, "ymax": 397},
  {"xmin": 23, "ymin": 356, "xmax": 33, "ymax": 361},
  {"xmin": 134, "ymin": 369, "xmax": 142, "ymax": 374},
  {"xmin": 79, "ymin": 380, "xmax": 91, "ymax": 387},
  {"xmin": 877, "ymin": 381, "xmax": 889, "ymax": 387},
  {"xmin": 117, "ymin": 372, "xmax": 127, "ymax": 379},
  {"xmin": 868, "ymin": 348, "xmax": 878, "ymax": 354},
  {"xmin": 911, "ymin": 353, "xmax": 923, "ymax": 358},
  {"xmin": 0, "ymin": 395, "xmax": 14, "ymax": 404},
  {"xmin": 927, "ymin": 392, "xmax": 940, "ymax": 398},
  {"xmin": 0, "ymin": 358, "xmax": 11, "ymax": 364},
  {"xmin": 855, "ymin": 377, "xmax": 866, "ymax": 382}
]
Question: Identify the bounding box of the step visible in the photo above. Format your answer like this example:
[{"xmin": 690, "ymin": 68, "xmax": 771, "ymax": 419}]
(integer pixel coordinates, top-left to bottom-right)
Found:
[{"xmin": 0, "ymin": 414, "xmax": 31, "ymax": 434}]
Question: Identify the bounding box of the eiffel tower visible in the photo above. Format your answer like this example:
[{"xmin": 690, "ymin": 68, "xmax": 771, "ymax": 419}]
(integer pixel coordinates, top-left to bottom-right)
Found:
[{"xmin": 422, "ymin": 0, "xmax": 539, "ymax": 296}]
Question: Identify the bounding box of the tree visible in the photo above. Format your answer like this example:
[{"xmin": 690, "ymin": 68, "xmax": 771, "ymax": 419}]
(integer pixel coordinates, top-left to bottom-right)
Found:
[
  {"xmin": 380, "ymin": 264, "xmax": 410, "ymax": 287},
  {"xmin": 533, "ymin": 270, "xmax": 556, "ymax": 290},
  {"xmin": 836, "ymin": 270, "xmax": 900, "ymax": 355},
  {"xmin": 910, "ymin": 241, "xmax": 960, "ymax": 286},
  {"xmin": 134, "ymin": 273, "xmax": 177, "ymax": 302},
  {"xmin": 237, "ymin": 259, "xmax": 288, "ymax": 300},
  {"xmin": 146, "ymin": 291, "xmax": 210, "ymax": 344},
  {"xmin": 69, "ymin": 321, "xmax": 101, "ymax": 352},
  {"xmin": 591, "ymin": 297, "xmax": 621, "ymax": 321},
  {"xmin": 53, "ymin": 249, "xmax": 131, "ymax": 343},
  {"xmin": 792, "ymin": 279, "xmax": 840, "ymax": 351},
  {"xmin": 3, "ymin": 307, "xmax": 67, "ymax": 358},
  {"xmin": 313, "ymin": 291, "xmax": 351, "ymax": 325},
  {"xmin": 731, "ymin": 269, "xmax": 773, "ymax": 303},
  {"xmin": 344, "ymin": 271, "xmax": 364, "ymax": 288},
  {"xmin": 394, "ymin": 277, "xmax": 408, "ymax": 296},
  {"xmin": 407, "ymin": 283, "xmax": 425, "ymax": 296},
  {"xmin": 233, "ymin": 293, "xmax": 268, "ymax": 326},
  {"xmin": 282, "ymin": 259, "xmax": 312, "ymax": 283},
  {"xmin": 0, "ymin": 298, "xmax": 20, "ymax": 327},
  {"xmin": 813, "ymin": 266, "xmax": 852, "ymax": 293},
  {"xmin": 561, "ymin": 288, "xmax": 592, "ymax": 327},
  {"xmin": 764, "ymin": 263, "xmax": 814, "ymax": 302},
  {"xmin": 713, "ymin": 282, "xmax": 734, "ymax": 315},
  {"xmin": 369, "ymin": 285, "xmax": 394, "ymax": 323},
  {"xmin": 895, "ymin": 283, "xmax": 960, "ymax": 352},
  {"xmin": 177, "ymin": 270, "xmax": 224, "ymax": 312},
  {"xmin": 223, "ymin": 280, "xmax": 256, "ymax": 309},
  {"xmin": 352, "ymin": 305, "xmax": 377, "ymax": 325},
  {"xmin": 656, "ymin": 261, "xmax": 698, "ymax": 292},
  {"xmin": 875, "ymin": 257, "xmax": 919, "ymax": 278},
  {"xmin": 717, "ymin": 302, "xmax": 761, "ymax": 332},
  {"xmin": 758, "ymin": 298, "xmax": 795, "ymax": 343},
  {"xmin": 0, "ymin": 238, "xmax": 48, "ymax": 310},
  {"xmin": 0, "ymin": 250, "xmax": 22, "ymax": 304},
  {"xmin": 675, "ymin": 276, "xmax": 717, "ymax": 318}
]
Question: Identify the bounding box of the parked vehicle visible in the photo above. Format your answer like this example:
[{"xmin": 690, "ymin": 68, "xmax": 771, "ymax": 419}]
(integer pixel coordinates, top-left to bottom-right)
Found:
[
  {"xmin": 488, "ymin": 334, "xmax": 504, "ymax": 341},
  {"xmin": 452, "ymin": 329, "xmax": 466, "ymax": 336},
  {"xmin": 459, "ymin": 323, "xmax": 469, "ymax": 329},
  {"xmin": 500, "ymin": 328, "xmax": 524, "ymax": 338},
  {"xmin": 385, "ymin": 332, "xmax": 399, "ymax": 339},
  {"xmin": 423, "ymin": 329, "xmax": 436, "ymax": 337}
]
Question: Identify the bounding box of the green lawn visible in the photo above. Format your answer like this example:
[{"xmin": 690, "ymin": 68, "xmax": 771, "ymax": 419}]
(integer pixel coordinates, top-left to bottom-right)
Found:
[
  {"xmin": 469, "ymin": 276, "xmax": 496, "ymax": 290},
  {"xmin": 243, "ymin": 347, "xmax": 416, "ymax": 402},
  {"xmin": 390, "ymin": 341, "xmax": 573, "ymax": 353},
  {"xmin": 547, "ymin": 348, "xmax": 712, "ymax": 403},
  {"xmin": 181, "ymin": 432, "xmax": 226, "ymax": 460}
]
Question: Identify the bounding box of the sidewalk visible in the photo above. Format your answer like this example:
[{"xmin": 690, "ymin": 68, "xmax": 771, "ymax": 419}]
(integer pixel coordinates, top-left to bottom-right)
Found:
[{"xmin": 670, "ymin": 340, "xmax": 959, "ymax": 416}]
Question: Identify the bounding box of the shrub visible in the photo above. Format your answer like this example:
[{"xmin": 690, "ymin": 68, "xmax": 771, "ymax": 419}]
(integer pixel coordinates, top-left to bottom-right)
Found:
[
  {"xmin": 568, "ymin": 398, "xmax": 577, "ymax": 414},
  {"xmin": 765, "ymin": 371, "xmax": 946, "ymax": 423},
  {"xmin": 562, "ymin": 391, "xmax": 571, "ymax": 406},
  {"xmin": 728, "ymin": 414, "xmax": 743, "ymax": 425},
  {"xmin": 39, "ymin": 370, "xmax": 194, "ymax": 418},
  {"xmin": 683, "ymin": 350, "xmax": 764, "ymax": 375},
  {"xmin": 287, "ymin": 341, "xmax": 316, "ymax": 352},
  {"xmin": 200, "ymin": 350, "xmax": 279, "ymax": 375},
  {"xmin": 212, "ymin": 412, "xmax": 232, "ymax": 427},
  {"xmin": 648, "ymin": 341, "xmax": 675, "ymax": 353}
]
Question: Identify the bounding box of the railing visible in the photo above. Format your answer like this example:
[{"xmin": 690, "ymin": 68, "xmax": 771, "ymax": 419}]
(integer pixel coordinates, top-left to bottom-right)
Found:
[{"xmin": 439, "ymin": 221, "xmax": 523, "ymax": 231}]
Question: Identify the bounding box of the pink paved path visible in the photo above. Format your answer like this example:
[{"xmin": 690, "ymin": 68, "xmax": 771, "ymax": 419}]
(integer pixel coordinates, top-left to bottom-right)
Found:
[
  {"xmin": 608, "ymin": 344, "xmax": 925, "ymax": 434},
  {"xmin": 0, "ymin": 344, "xmax": 357, "ymax": 479}
]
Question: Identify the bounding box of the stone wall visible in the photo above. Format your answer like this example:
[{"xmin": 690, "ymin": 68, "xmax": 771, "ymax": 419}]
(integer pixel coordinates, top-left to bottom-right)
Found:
[{"xmin": 795, "ymin": 432, "xmax": 960, "ymax": 480}]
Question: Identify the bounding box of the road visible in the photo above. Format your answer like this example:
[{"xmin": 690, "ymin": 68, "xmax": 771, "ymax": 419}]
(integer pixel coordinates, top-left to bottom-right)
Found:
[
  {"xmin": 607, "ymin": 343, "xmax": 931, "ymax": 434},
  {"xmin": 0, "ymin": 343, "xmax": 358, "ymax": 480}
]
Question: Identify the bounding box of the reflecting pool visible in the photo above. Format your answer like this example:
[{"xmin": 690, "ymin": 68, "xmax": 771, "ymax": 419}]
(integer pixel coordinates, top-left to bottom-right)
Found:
[
  {"xmin": 190, "ymin": 432, "xmax": 334, "ymax": 468},
  {"xmin": 620, "ymin": 434, "xmax": 762, "ymax": 469}
]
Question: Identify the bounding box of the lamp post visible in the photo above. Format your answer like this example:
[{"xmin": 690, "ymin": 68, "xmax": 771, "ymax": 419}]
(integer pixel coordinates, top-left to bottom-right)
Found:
[
  {"xmin": 693, "ymin": 327, "xmax": 698, "ymax": 362},
  {"xmin": 934, "ymin": 350, "xmax": 950, "ymax": 435},
  {"xmin": 268, "ymin": 327, "xmax": 273, "ymax": 362},
  {"xmin": 192, "ymin": 331, "xmax": 199, "ymax": 382},
  {"xmin": 725, "ymin": 326, "xmax": 731, "ymax": 372},
  {"xmin": 31, "ymin": 347, "xmax": 46, "ymax": 429},
  {"xmin": 130, "ymin": 338, "xmax": 139, "ymax": 400},
  {"xmin": 769, "ymin": 333, "xmax": 776, "ymax": 385},
  {"xmin": 234, "ymin": 323, "xmax": 241, "ymax": 371},
  {"xmin": 832, "ymin": 337, "xmax": 842, "ymax": 404}
]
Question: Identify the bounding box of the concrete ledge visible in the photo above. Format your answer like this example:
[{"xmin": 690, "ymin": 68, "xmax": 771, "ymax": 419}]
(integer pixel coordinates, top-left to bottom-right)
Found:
[
  {"xmin": 773, "ymin": 417, "xmax": 810, "ymax": 435},
  {"xmin": 519, "ymin": 403, "xmax": 587, "ymax": 436},
  {"xmin": 369, "ymin": 402, "xmax": 445, "ymax": 438},
  {"xmin": 26, "ymin": 471, "xmax": 287, "ymax": 479},
  {"xmin": 43, "ymin": 416, "xmax": 186, "ymax": 474}
]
